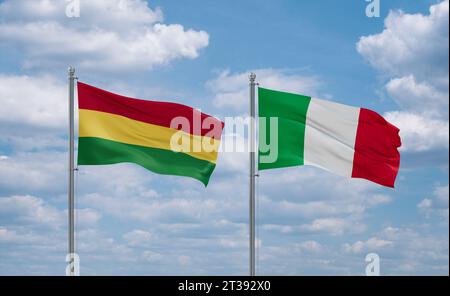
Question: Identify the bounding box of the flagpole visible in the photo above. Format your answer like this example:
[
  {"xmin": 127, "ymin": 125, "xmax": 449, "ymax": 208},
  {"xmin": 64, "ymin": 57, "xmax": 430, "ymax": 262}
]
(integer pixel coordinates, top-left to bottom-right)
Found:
[
  {"xmin": 68, "ymin": 67, "xmax": 76, "ymax": 276},
  {"xmin": 249, "ymin": 73, "xmax": 256, "ymax": 276}
]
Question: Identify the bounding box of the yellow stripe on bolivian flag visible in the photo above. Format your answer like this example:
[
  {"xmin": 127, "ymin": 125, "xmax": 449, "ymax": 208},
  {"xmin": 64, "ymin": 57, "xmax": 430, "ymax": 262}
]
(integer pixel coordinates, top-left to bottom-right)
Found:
[{"xmin": 79, "ymin": 109, "xmax": 220, "ymax": 164}]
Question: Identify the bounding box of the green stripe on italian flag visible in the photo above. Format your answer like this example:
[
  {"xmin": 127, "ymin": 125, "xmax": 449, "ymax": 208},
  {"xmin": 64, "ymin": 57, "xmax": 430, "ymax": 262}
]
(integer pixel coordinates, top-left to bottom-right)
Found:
[{"xmin": 258, "ymin": 87, "xmax": 401, "ymax": 188}]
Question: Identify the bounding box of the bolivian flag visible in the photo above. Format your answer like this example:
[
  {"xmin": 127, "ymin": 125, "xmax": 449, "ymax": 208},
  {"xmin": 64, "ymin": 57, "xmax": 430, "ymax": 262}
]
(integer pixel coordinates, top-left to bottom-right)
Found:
[{"xmin": 77, "ymin": 82, "xmax": 224, "ymax": 186}]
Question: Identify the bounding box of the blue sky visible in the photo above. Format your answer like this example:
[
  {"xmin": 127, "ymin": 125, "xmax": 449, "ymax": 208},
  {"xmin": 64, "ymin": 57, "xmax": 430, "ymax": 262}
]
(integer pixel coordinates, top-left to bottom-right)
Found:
[{"xmin": 0, "ymin": 0, "xmax": 448, "ymax": 275}]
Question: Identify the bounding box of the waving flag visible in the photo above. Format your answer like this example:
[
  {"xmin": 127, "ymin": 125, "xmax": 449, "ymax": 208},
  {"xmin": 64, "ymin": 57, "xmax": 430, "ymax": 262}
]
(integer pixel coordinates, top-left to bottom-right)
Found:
[
  {"xmin": 77, "ymin": 82, "xmax": 224, "ymax": 186},
  {"xmin": 258, "ymin": 87, "xmax": 401, "ymax": 188}
]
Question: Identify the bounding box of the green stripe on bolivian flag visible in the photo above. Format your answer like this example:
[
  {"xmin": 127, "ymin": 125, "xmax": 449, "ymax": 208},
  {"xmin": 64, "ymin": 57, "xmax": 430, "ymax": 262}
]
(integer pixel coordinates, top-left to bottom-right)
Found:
[
  {"xmin": 78, "ymin": 138, "xmax": 216, "ymax": 185},
  {"xmin": 77, "ymin": 82, "xmax": 224, "ymax": 186}
]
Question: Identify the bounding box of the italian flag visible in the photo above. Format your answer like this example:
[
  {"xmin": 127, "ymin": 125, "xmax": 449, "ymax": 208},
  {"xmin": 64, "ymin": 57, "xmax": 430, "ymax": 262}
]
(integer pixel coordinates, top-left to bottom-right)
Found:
[
  {"xmin": 77, "ymin": 82, "xmax": 224, "ymax": 186},
  {"xmin": 258, "ymin": 88, "xmax": 401, "ymax": 188}
]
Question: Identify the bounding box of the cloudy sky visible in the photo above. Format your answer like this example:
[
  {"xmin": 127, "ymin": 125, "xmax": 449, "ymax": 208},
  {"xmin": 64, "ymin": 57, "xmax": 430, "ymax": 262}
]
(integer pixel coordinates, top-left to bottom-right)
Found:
[{"xmin": 0, "ymin": 0, "xmax": 448, "ymax": 275}]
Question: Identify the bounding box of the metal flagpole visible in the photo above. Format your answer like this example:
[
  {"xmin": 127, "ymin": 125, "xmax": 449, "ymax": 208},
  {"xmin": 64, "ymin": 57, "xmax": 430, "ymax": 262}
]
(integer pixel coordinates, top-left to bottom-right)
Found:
[
  {"xmin": 68, "ymin": 67, "xmax": 76, "ymax": 276},
  {"xmin": 249, "ymin": 73, "xmax": 256, "ymax": 276}
]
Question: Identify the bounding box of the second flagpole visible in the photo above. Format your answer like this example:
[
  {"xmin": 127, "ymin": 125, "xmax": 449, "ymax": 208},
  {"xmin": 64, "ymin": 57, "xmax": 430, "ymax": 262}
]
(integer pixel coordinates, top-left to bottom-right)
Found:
[
  {"xmin": 68, "ymin": 67, "xmax": 76, "ymax": 276},
  {"xmin": 249, "ymin": 73, "xmax": 256, "ymax": 276}
]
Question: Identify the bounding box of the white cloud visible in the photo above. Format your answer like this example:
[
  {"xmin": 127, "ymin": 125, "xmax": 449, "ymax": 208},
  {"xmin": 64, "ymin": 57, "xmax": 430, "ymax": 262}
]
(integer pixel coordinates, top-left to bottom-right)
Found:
[
  {"xmin": 76, "ymin": 229, "xmax": 133, "ymax": 260},
  {"xmin": 142, "ymin": 250, "xmax": 163, "ymax": 262},
  {"xmin": 357, "ymin": 0, "xmax": 449, "ymax": 79},
  {"xmin": 343, "ymin": 237, "xmax": 393, "ymax": 254},
  {"xmin": 260, "ymin": 167, "xmax": 392, "ymax": 209},
  {"xmin": 366, "ymin": 194, "xmax": 393, "ymax": 207},
  {"xmin": 384, "ymin": 111, "xmax": 449, "ymax": 152},
  {"xmin": 262, "ymin": 224, "xmax": 295, "ymax": 234},
  {"xmin": 0, "ymin": 227, "xmax": 39, "ymax": 243},
  {"xmin": 417, "ymin": 198, "xmax": 433, "ymax": 210},
  {"xmin": 252, "ymin": 166, "xmax": 397, "ymax": 238},
  {"xmin": 0, "ymin": 0, "xmax": 164, "ymax": 27},
  {"xmin": 218, "ymin": 237, "xmax": 249, "ymax": 249},
  {"xmin": 0, "ymin": 195, "xmax": 63, "ymax": 227},
  {"xmin": 418, "ymin": 185, "xmax": 449, "ymax": 220},
  {"xmin": 0, "ymin": 75, "xmax": 72, "ymax": 154},
  {"xmin": 340, "ymin": 226, "xmax": 448, "ymax": 274},
  {"xmin": 357, "ymin": 0, "xmax": 449, "ymax": 153},
  {"xmin": 0, "ymin": 75, "xmax": 67, "ymax": 129},
  {"xmin": 0, "ymin": 151, "xmax": 66, "ymax": 193},
  {"xmin": 76, "ymin": 208, "xmax": 102, "ymax": 226},
  {"xmin": 299, "ymin": 218, "xmax": 366, "ymax": 236},
  {"xmin": 123, "ymin": 229, "xmax": 153, "ymax": 247},
  {"xmin": 81, "ymin": 193, "xmax": 223, "ymax": 223},
  {"xmin": 76, "ymin": 164, "xmax": 161, "ymax": 199},
  {"xmin": 0, "ymin": 0, "xmax": 209, "ymax": 71},
  {"xmin": 0, "ymin": 195, "xmax": 100, "ymax": 229},
  {"xmin": 434, "ymin": 185, "xmax": 449, "ymax": 208},
  {"xmin": 207, "ymin": 69, "xmax": 321, "ymax": 111},
  {"xmin": 386, "ymin": 75, "xmax": 448, "ymax": 119},
  {"xmin": 298, "ymin": 240, "xmax": 323, "ymax": 252},
  {"xmin": 263, "ymin": 218, "xmax": 366, "ymax": 236},
  {"xmin": 379, "ymin": 226, "xmax": 448, "ymax": 273}
]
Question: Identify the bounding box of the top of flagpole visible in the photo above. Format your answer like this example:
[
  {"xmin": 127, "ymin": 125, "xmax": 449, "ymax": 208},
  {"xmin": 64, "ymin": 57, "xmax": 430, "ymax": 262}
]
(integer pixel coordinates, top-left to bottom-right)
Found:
[
  {"xmin": 68, "ymin": 66, "xmax": 75, "ymax": 77},
  {"xmin": 249, "ymin": 72, "xmax": 256, "ymax": 83}
]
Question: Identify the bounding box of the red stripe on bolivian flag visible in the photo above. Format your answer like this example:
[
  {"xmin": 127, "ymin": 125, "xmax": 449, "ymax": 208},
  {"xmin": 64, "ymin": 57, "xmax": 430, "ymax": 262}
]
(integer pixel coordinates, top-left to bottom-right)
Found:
[{"xmin": 77, "ymin": 82, "xmax": 224, "ymax": 186}]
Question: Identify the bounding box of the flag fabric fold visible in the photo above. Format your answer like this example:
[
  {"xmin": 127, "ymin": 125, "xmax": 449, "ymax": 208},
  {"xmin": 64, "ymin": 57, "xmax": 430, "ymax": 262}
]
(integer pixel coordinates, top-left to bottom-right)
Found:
[
  {"xmin": 258, "ymin": 87, "xmax": 401, "ymax": 188},
  {"xmin": 77, "ymin": 82, "xmax": 224, "ymax": 186}
]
